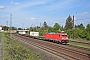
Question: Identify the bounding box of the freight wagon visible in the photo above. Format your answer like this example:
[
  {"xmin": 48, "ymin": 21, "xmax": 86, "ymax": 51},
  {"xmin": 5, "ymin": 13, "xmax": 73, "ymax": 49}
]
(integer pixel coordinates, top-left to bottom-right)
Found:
[
  {"xmin": 18, "ymin": 31, "xmax": 26, "ymax": 35},
  {"xmin": 30, "ymin": 32, "xmax": 39, "ymax": 38}
]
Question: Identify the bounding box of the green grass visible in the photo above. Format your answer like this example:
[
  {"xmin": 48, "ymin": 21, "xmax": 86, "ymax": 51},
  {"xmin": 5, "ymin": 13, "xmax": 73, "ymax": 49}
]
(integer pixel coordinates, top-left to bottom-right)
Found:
[
  {"xmin": 68, "ymin": 38, "xmax": 90, "ymax": 50},
  {"xmin": 69, "ymin": 38, "xmax": 84, "ymax": 42},
  {"xmin": 69, "ymin": 38, "xmax": 90, "ymax": 43},
  {"xmin": 0, "ymin": 32, "xmax": 44, "ymax": 60},
  {"xmin": 68, "ymin": 43, "xmax": 90, "ymax": 50}
]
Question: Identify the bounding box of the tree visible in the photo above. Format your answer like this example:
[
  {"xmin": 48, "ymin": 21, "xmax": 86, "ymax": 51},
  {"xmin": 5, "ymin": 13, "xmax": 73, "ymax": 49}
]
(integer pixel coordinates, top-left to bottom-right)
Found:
[
  {"xmin": 80, "ymin": 30, "xmax": 87, "ymax": 38},
  {"xmin": 77, "ymin": 23, "xmax": 85, "ymax": 30},
  {"xmin": 12, "ymin": 26, "xmax": 17, "ymax": 30},
  {"xmin": 74, "ymin": 24, "xmax": 90, "ymax": 40},
  {"xmin": 67, "ymin": 29, "xmax": 72, "ymax": 38},
  {"xmin": 86, "ymin": 24, "xmax": 90, "ymax": 40},
  {"xmin": 48, "ymin": 26, "xmax": 53, "ymax": 32},
  {"xmin": 43, "ymin": 22, "xmax": 48, "ymax": 29},
  {"xmin": 65, "ymin": 15, "xmax": 73, "ymax": 30},
  {"xmin": 18, "ymin": 28, "xmax": 23, "ymax": 30},
  {"xmin": 2, "ymin": 26, "xmax": 9, "ymax": 31},
  {"xmin": 75, "ymin": 25, "xmax": 78, "ymax": 28},
  {"xmin": 52, "ymin": 23, "xmax": 62, "ymax": 32},
  {"xmin": 43, "ymin": 21, "xmax": 48, "ymax": 33},
  {"xmin": 29, "ymin": 26, "xmax": 39, "ymax": 32},
  {"xmin": 86, "ymin": 24, "xmax": 90, "ymax": 33}
]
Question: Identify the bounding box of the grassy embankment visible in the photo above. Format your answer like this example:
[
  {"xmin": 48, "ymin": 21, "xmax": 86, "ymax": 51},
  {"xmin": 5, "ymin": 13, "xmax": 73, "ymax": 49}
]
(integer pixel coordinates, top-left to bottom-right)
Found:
[
  {"xmin": 0, "ymin": 32, "xmax": 44, "ymax": 60},
  {"xmin": 68, "ymin": 38, "xmax": 90, "ymax": 50}
]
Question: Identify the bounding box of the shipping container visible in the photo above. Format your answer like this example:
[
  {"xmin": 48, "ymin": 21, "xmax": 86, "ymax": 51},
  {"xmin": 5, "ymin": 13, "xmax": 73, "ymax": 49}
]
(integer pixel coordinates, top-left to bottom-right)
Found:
[
  {"xmin": 30, "ymin": 32, "xmax": 39, "ymax": 36},
  {"xmin": 19, "ymin": 31, "xmax": 26, "ymax": 35}
]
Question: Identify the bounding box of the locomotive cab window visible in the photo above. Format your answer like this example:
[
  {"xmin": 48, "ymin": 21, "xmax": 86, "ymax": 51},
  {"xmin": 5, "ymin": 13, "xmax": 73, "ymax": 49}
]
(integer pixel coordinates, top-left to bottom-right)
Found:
[{"xmin": 62, "ymin": 34, "xmax": 67, "ymax": 36}]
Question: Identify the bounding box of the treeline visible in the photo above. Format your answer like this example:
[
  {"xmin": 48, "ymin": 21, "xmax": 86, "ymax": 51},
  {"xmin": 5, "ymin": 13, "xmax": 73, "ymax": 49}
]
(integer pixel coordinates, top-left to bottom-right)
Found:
[
  {"xmin": 29, "ymin": 22, "xmax": 64, "ymax": 36},
  {"xmin": 68, "ymin": 23, "xmax": 90, "ymax": 40},
  {"xmin": 2, "ymin": 26, "xmax": 29, "ymax": 31},
  {"xmin": 2, "ymin": 15, "xmax": 90, "ymax": 40},
  {"xmin": 29, "ymin": 22, "xmax": 90, "ymax": 40},
  {"xmin": 29, "ymin": 15, "xmax": 90, "ymax": 40}
]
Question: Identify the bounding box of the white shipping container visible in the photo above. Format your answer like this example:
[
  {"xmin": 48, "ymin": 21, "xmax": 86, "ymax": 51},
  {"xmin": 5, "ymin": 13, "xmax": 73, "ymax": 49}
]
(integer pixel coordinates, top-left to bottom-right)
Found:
[
  {"xmin": 19, "ymin": 31, "xmax": 26, "ymax": 34},
  {"xmin": 30, "ymin": 32, "xmax": 39, "ymax": 36}
]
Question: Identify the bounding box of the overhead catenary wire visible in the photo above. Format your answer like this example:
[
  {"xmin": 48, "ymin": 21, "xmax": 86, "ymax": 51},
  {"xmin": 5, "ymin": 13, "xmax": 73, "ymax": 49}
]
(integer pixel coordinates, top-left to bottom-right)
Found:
[{"xmin": 75, "ymin": 7, "xmax": 90, "ymax": 20}]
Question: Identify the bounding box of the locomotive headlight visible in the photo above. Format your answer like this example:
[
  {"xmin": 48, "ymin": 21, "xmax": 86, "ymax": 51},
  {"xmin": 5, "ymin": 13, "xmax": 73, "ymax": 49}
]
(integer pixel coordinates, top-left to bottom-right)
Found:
[
  {"xmin": 66, "ymin": 38, "xmax": 68, "ymax": 39},
  {"xmin": 62, "ymin": 38, "xmax": 64, "ymax": 39}
]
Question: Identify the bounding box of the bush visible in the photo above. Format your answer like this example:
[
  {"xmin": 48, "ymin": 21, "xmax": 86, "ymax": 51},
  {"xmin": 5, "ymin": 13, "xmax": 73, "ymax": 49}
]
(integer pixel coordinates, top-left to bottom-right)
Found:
[{"xmin": 86, "ymin": 34, "xmax": 90, "ymax": 40}]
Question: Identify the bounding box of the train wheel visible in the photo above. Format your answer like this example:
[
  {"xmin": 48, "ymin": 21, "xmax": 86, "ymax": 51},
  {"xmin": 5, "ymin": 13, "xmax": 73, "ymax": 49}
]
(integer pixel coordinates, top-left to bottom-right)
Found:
[
  {"xmin": 57, "ymin": 41, "xmax": 60, "ymax": 44},
  {"xmin": 53, "ymin": 40, "xmax": 55, "ymax": 43}
]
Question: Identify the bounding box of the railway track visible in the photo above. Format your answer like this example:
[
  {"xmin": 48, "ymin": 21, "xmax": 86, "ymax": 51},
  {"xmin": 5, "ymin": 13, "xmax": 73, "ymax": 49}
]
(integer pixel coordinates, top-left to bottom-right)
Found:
[
  {"xmin": 12, "ymin": 34, "xmax": 90, "ymax": 60},
  {"xmin": 69, "ymin": 40, "xmax": 90, "ymax": 46},
  {"xmin": 24, "ymin": 34, "xmax": 90, "ymax": 46},
  {"xmin": 25, "ymin": 34, "xmax": 90, "ymax": 51},
  {"xmin": 25, "ymin": 34, "xmax": 90, "ymax": 47},
  {"xmin": 69, "ymin": 40, "xmax": 90, "ymax": 44}
]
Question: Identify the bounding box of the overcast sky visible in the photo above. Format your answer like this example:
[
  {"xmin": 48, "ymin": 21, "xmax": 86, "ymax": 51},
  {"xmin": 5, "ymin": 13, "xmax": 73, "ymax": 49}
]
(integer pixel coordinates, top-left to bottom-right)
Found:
[{"xmin": 0, "ymin": 0, "xmax": 90, "ymax": 28}]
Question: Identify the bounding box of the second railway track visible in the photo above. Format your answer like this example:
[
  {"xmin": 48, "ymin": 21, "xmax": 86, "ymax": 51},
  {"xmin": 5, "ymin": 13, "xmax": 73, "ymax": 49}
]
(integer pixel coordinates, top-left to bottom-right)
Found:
[
  {"xmin": 69, "ymin": 40, "xmax": 90, "ymax": 47},
  {"xmin": 12, "ymin": 34, "xmax": 90, "ymax": 60}
]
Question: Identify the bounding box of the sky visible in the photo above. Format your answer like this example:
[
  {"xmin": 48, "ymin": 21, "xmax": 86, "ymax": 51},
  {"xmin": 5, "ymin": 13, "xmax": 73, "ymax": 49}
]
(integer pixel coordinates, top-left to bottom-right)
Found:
[{"xmin": 0, "ymin": 0, "xmax": 90, "ymax": 28}]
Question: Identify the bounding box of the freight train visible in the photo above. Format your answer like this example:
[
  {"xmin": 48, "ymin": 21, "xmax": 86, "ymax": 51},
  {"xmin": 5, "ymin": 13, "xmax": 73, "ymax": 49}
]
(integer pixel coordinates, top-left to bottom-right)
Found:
[{"xmin": 19, "ymin": 31, "xmax": 69, "ymax": 44}]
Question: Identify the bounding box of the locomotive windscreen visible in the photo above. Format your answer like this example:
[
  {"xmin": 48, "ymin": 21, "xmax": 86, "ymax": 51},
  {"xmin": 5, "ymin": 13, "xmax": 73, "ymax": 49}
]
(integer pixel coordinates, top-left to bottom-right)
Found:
[{"xmin": 62, "ymin": 34, "xmax": 67, "ymax": 36}]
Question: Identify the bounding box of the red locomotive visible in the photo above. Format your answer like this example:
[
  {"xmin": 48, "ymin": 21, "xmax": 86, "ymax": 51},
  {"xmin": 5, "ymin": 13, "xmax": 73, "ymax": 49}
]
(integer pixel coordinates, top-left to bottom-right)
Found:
[{"xmin": 44, "ymin": 31, "xmax": 69, "ymax": 44}]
